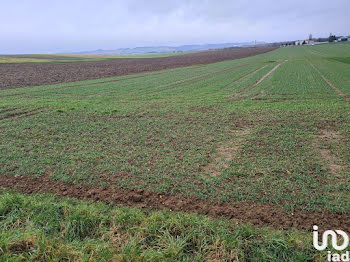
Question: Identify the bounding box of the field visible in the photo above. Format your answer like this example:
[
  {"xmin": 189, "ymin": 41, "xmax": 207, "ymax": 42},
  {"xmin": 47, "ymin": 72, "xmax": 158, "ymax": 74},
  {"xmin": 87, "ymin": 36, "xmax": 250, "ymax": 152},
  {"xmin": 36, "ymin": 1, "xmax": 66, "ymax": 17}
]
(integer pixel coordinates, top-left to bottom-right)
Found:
[
  {"xmin": 0, "ymin": 53, "xmax": 189, "ymax": 64},
  {"xmin": 0, "ymin": 54, "xmax": 118, "ymax": 64},
  {"xmin": 1, "ymin": 43, "xmax": 350, "ymax": 261},
  {"xmin": 0, "ymin": 47, "xmax": 275, "ymax": 90}
]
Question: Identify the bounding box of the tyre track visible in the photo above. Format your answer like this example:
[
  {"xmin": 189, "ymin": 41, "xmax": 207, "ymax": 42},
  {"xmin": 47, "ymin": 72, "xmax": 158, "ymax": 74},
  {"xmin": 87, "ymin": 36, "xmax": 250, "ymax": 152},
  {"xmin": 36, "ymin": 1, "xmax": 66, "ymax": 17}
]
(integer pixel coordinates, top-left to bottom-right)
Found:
[
  {"xmin": 308, "ymin": 60, "xmax": 350, "ymax": 102},
  {"xmin": 232, "ymin": 60, "xmax": 286, "ymax": 98},
  {"xmin": 0, "ymin": 109, "xmax": 44, "ymax": 121},
  {"xmin": 139, "ymin": 63, "xmax": 252, "ymax": 96},
  {"xmin": 220, "ymin": 64, "xmax": 269, "ymax": 90},
  {"xmin": 306, "ymin": 49, "xmax": 327, "ymax": 57}
]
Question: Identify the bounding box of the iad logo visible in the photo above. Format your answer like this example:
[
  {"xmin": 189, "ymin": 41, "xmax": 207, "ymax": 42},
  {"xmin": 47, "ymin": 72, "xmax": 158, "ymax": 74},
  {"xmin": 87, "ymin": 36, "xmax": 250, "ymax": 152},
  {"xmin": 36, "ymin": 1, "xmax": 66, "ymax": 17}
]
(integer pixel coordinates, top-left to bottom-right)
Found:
[
  {"xmin": 313, "ymin": 225, "xmax": 350, "ymax": 261},
  {"xmin": 313, "ymin": 225, "xmax": 349, "ymax": 251}
]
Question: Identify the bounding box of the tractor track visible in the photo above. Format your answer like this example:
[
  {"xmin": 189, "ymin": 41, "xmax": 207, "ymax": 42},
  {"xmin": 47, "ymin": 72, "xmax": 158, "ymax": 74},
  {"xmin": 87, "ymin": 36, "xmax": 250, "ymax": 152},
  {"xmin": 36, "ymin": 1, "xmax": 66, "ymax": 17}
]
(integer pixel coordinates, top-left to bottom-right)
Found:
[
  {"xmin": 232, "ymin": 61, "xmax": 286, "ymax": 97},
  {"xmin": 308, "ymin": 60, "xmax": 350, "ymax": 102},
  {"xmin": 0, "ymin": 109, "xmax": 44, "ymax": 121},
  {"xmin": 222, "ymin": 64, "xmax": 269, "ymax": 90}
]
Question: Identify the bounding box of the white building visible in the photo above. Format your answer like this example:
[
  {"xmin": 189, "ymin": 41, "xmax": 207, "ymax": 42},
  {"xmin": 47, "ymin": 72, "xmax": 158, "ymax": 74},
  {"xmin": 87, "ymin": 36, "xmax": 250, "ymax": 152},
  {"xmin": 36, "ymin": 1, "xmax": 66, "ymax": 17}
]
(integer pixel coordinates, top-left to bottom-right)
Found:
[{"xmin": 295, "ymin": 40, "xmax": 315, "ymax": 46}]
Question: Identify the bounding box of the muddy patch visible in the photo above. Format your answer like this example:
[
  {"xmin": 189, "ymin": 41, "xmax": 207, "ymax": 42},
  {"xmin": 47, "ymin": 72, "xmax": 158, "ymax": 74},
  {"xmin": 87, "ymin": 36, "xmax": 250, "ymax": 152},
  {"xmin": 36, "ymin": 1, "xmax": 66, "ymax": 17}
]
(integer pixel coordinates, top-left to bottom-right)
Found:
[
  {"xmin": 8, "ymin": 240, "xmax": 35, "ymax": 254},
  {"xmin": 313, "ymin": 130, "xmax": 346, "ymax": 178},
  {"xmin": 2, "ymin": 174, "xmax": 350, "ymax": 232},
  {"xmin": 204, "ymin": 128, "xmax": 250, "ymax": 177}
]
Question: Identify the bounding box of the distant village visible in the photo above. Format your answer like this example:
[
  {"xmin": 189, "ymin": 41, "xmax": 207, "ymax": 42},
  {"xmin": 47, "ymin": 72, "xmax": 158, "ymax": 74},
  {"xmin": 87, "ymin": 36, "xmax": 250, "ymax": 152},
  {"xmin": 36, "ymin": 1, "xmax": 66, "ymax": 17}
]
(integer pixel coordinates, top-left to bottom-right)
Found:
[{"xmin": 279, "ymin": 33, "xmax": 349, "ymax": 47}]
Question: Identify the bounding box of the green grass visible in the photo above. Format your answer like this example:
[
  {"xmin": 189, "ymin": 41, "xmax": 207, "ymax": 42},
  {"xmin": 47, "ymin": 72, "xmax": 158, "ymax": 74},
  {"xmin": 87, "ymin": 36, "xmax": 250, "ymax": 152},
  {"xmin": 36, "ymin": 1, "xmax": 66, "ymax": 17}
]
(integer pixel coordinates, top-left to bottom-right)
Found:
[
  {"xmin": 1, "ymin": 43, "xmax": 349, "ymax": 212},
  {"xmin": 0, "ymin": 190, "xmax": 320, "ymax": 261},
  {"xmin": 329, "ymin": 57, "xmax": 350, "ymax": 65},
  {"xmin": 0, "ymin": 54, "xmax": 114, "ymax": 64},
  {"xmin": 1, "ymin": 42, "xmax": 350, "ymax": 260}
]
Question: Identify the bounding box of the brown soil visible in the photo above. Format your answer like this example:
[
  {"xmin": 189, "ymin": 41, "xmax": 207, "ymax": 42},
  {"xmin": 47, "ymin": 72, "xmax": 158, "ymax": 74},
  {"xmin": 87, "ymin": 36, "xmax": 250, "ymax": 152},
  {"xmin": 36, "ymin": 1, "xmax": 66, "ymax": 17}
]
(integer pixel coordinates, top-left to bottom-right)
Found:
[
  {"xmin": 313, "ymin": 130, "xmax": 345, "ymax": 178},
  {"xmin": 308, "ymin": 60, "xmax": 350, "ymax": 102},
  {"xmin": 8, "ymin": 240, "xmax": 35, "ymax": 254},
  {"xmin": 0, "ymin": 47, "xmax": 276, "ymax": 90},
  {"xmin": 205, "ymin": 128, "xmax": 250, "ymax": 177},
  {"xmin": 1, "ymin": 174, "xmax": 350, "ymax": 232}
]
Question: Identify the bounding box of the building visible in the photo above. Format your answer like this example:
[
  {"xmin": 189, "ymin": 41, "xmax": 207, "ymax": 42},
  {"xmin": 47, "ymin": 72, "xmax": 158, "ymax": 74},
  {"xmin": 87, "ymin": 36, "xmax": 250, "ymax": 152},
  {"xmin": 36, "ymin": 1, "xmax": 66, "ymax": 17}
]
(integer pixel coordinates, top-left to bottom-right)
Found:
[
  {"xmin": 338, "ymin": 37, "xmax": 348, "ymax": 42},
  {"xmin": 295, "ymin": 39, "xmax": 315, "ymax": 46}
]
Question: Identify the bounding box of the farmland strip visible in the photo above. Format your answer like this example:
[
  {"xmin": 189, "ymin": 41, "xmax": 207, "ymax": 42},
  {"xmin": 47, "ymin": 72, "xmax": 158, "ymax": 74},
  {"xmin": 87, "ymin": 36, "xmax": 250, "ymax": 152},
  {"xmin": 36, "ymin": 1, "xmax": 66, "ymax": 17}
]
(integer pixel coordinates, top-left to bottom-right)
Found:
[
  {"xmin": 0, "ymin": 109, "xmax": 43, "ymax": 121},
  {"xmin": 1, "ymin": 174, "xmax": 350, "ymax": 232},
  {"xmin": 204, "ymin": 128, "xmax": 250, "ymax": 177},
  {"xmin": 308, "ymin": 60, "xmax": 350, "ymax": 102},
  {"xmin": 0, "ymin": 107, "xmax": 20, "ymax": 114},
  {"xmin": 232, "ymin": 61, "xmax": 286, "ymax": 97},
  {"xmin": 0, "ymin": 64, "xmax": 248, "ymax": 99},
  {"xmin": 0, "ymin": 70, "xmax": 167, "ymax": 98},
  {"xmin": 54, "ymin": 63, "xmax": 252, "ymax": 98},
  {"xmin": 306, "ymin": 49, "xmax": 327, "ymax": 57},
  {"xmin": 312, "ymin": 130, "xmax": 345, "ymax": 178},
  {"xmin": 143, "ymin": 63, "xmax": 251, "ymax": 94},
  {"xmin": 0, "ymin": 47, "xmax": 277, "ymax": 90},
  {"xmin": 221, "ymin": 64, "xmax": 269, "ymax": 90}
]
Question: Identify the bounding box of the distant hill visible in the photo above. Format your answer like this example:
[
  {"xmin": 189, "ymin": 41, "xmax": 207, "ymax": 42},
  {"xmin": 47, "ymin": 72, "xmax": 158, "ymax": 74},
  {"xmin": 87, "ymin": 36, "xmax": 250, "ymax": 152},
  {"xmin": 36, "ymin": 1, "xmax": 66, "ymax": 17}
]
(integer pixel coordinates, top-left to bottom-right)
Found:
[{"xmin": 69, "ymin": 42, "xmax": 264, "ymax": 55}]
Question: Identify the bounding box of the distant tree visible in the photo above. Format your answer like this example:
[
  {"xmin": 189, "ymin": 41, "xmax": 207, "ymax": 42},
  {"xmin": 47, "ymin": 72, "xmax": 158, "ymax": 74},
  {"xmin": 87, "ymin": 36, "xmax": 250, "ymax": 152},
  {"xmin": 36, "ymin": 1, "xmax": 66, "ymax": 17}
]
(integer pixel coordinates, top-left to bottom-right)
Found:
[
  {"xmin": 309, "ymin": 34, "xmax": 313, "ymax": 40},
  {"xmin": 329, "ymin": 33, "xmax": 336, "ymax": 42},
  {"xmin": 302, "ymin": 40, "xmax": 306, "ymax": 45}
]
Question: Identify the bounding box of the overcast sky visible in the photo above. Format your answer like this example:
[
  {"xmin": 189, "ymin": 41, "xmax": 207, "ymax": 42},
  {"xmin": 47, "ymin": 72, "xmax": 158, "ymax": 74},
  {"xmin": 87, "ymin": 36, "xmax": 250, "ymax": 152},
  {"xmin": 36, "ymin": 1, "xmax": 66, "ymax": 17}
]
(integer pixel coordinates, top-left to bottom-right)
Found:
[{"xmin": 1, "ymin": 0, "xmax": 349, "ymax": 54}]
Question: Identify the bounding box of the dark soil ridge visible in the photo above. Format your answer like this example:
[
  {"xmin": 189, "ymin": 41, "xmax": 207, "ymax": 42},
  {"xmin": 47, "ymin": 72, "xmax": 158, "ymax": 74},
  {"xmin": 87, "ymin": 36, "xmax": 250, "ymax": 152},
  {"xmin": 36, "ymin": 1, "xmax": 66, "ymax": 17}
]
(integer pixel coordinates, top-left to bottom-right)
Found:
[
  {"xmin": 1, "ymin": 174, "xmax": 349, "ymax": 232},
  {"xmin": 0, "ymin": 47, "xmax": 276, "ymax": 90}
]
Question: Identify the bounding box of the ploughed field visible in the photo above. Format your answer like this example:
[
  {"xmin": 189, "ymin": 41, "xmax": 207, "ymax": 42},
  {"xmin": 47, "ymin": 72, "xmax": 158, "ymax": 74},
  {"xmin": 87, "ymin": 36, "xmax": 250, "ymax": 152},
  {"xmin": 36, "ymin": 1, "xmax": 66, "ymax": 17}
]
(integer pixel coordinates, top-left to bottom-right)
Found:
[
  {"xmin": 1, "ymin": 43, "xmax": 350, "ymax": 261},
  {"xmin": 0, "ymin": 47, "xmax": 275, "ymax": 90}
]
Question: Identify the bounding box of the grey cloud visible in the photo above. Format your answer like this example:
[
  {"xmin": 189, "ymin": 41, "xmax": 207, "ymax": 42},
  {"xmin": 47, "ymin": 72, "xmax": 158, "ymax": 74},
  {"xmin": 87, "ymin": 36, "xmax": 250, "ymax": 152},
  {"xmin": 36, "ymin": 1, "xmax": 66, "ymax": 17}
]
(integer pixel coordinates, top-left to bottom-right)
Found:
[{"xmin": 1, "ymin": 0, "xmax": 349, "ymax": 54}]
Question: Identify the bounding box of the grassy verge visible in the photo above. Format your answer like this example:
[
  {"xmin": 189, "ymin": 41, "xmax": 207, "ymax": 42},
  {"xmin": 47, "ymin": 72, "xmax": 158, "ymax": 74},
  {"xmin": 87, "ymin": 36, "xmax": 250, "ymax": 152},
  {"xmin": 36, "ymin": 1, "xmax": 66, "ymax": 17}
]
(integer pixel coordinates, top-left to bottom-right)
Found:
[{"xmin": 0, "ymin": 190, "xmax": 319, "ymax": 261}]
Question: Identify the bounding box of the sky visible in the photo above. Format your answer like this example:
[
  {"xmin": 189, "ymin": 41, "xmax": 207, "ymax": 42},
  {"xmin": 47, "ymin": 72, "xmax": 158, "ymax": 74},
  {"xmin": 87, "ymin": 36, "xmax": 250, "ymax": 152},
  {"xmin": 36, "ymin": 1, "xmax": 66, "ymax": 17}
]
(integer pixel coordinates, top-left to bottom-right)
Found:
[{"xmin": 1, "ymin": 0, "xmax": 349, "ymax": 54}]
